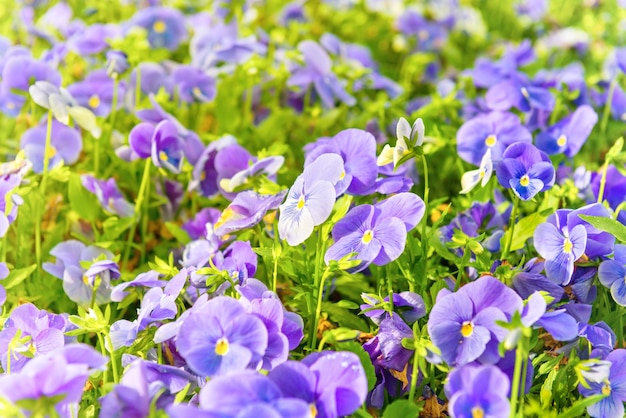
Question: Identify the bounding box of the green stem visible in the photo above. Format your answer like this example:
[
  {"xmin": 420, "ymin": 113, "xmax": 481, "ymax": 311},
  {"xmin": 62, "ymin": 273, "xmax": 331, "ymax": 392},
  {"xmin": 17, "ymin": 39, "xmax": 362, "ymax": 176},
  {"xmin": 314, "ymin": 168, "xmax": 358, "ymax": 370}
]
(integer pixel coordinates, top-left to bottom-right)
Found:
[
  {"xmin": 509, "ymin": 344, "xmax": 524, "ymax": 418},
  {"xmin": 35, "ymin": 111, "xmax": 53, "ymax": 275},
  {"xmin": 122, "ymin": 159, "xmax": 151, "ymax": 269},
  {"xmin": 597, "ymin": 161, "xmax": 609, "ymax": 204},
  {"xmin": 272, "ymin": 221, "xmax": 280, "ymax": 294},
  {"xmin": 502, "ymin": 196, "xmax": 520, "ymax": 260},
  {"xmin": 408, "ymin": 346, "xmax": 420, "ymax": 403},
  {"xmin": 309, "ymin": 268, "xmax": 330, "ymax": 351},
  {"xmin": 386, "ymin": 265, "xmax": 394, "ymax": 313},
  {"xmin": 97, "ymin": 332, "xmax": 108, "ymax": 386},
  {"xmin": 600, "ymin": 79, "xmax": 617, "ymax": 135},
  {"xmin": 105, "ymin": 332, "xmax": 120, "ymax": 383},
  {"xmin": 308, "ymin": 232, "xmax": 326, "ymax": 350},
  {"xmin": 519, "ymin": 352, "xmax": 529, "ymax": 417}
]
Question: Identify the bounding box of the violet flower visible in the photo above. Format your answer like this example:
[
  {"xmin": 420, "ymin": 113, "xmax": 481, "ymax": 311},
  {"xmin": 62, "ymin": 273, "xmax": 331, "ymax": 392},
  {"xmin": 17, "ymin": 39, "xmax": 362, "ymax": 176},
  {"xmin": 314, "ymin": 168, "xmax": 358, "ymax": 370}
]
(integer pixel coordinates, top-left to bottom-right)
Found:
[
  {"xmin": 485, "ymin": 72, "xmax": 555, "ymax": 113},
  {"xmin": 67, "ymin": 70, "xmax": 126, "ymax": 118},
  {"xmin": 81, "ymin": 175, "xmax": 134, "ymax": 218},
  {"xmin": 598, "ymin": 244, "xmax": 626, "ymax": 306},
  {"xmin": 176, "ymin": 296, "xmax": 268, "ymax": 377},
  {"xmin": 214, "ymin": 190, "xmax": 287, "ymax": 237},
  {"xmin": 129, "ymin": 120, "xmax": 185, "ymax": 173},
  {"xmin": 20, "ymin": 120, "xmax": 82, "ymax": 173},
  {"xmin": 269, "ymin": 351, "xmax": 368, "ymax": 418},
  {"xmin": 456, "ymin": 111, "xmax": 531, "ymax": 166},
  {"xmin": 172, "ymin": 65, "xmax": 216, "ymax": 103},
  {"xmin": 129, "ymin": 7, "xmax": 187, "ymax": 51},
  {"xmin": 278, "ymin": 153, "xmax": 344, "ymax": 246},
  {"xmin": 496, "ymin": 142, "xmax": 555, "ymax": 200},
  {"xmin": 0, "ymin": 55, "xmax": 60, "ymax": 115},
  {"xmin": 304, "ymin": 128, "xmax": 377, "ymax": 195},
  {"xmin": 106, "ymin": 50, "xmax": 130, "ymax": 79},
  {"xmin": 43, "ymin": 240, "xmax": 120, "ymax": 306},
  {"xmin": 0, "ymin": 344, "xmax": 106, "ymax": 418},
  {"xmin": 325, "ymin": 192, "xmax": 424, "ymax": 271},
  {"xmin": 444, "ymin": 364, "xmax": 511, "ymax": 418},
  {"xmin": 579, "ymin": 349, "xmax": 626, "ymax": 418},
  {"xmin": 288, "ymin": 40, "xmax": 356, "ymax": 108},
  {"xmin": 360, "ymin": 291, "xmax": 426, "ymax": 325},
  {"xmin": 536, "ymin": 105, "xmax": 598, "ymax": 157},
  {"xmin": 188, "ymin": 135, "xmax": 237, "ymax": 198},
  {"xmin": 427, "ymin": 276, "xmax": 523, "ymax": 366}
]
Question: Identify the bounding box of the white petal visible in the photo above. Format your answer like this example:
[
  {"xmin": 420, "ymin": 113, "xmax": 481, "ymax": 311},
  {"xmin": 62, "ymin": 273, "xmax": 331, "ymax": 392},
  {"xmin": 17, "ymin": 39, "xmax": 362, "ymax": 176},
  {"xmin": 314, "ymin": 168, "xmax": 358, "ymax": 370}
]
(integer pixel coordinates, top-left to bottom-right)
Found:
[
  {"xmin": 395, "ymin": 117, "xmax": 411, "ymax": 142},
  {"xmin": 412, "ymin": 118, "xmax": 425, "ymax": 146},
  {"xmin": 460, "ymin": 169, "xmax": 481, "ymax": 194},
  {"xmin": 376, "ymin": 145, "xmax": 394, "ymax": 166}
]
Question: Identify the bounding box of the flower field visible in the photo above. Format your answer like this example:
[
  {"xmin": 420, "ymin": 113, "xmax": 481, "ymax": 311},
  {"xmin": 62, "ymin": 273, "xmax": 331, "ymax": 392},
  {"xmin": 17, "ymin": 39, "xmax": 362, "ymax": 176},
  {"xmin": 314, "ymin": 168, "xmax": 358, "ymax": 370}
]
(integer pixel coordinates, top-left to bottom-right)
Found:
[{"xmin": 1, "ymin": 0, "xmax": 626, "ymax": 417}]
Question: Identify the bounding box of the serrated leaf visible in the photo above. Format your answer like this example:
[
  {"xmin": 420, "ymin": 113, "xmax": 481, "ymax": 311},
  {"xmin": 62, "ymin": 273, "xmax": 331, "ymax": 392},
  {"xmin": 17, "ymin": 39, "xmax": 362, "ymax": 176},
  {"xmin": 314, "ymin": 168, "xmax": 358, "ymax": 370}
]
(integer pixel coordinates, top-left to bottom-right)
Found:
[
  {"xmin": 382, "ymin": 399, "xmax": 421, "ymax": 418},
  {"xmin": 336, "ymin": 341, "xmax": 377, "ymax": 392},
  {"xmin": 579, "ymin": 214, "xmax": 626, "ymax": 242}
]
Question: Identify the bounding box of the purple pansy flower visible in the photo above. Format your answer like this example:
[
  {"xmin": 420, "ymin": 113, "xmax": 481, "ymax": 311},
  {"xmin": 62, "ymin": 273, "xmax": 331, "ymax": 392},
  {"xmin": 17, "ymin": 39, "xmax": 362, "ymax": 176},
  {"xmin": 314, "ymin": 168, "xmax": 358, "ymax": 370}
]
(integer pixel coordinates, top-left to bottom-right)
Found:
[
  {"xmin": 278, "ymin": 153, "xmax": 344, "ymax": 246},
  {"xmin": 81, "ymin": 175, "xmax": 134, "ymax": 218},
  {"xmin": 361, "ymin": 291, "xmax": 426, "ymax": 325},
  {"xmin": 444, "ymin": 364, "xmax": 511, "ymax": 418},
  {"xmin": 129, "ymin": 7, "xmax": 187, "ymax": 51},
  {"xmin": 20, "ymin": 120, "xmax": 82, "ymax": 173},
  {"xmin": 536, "ymin": 105, "xmax": 598, "ymax": 157},
  {"xmin": 288, "ymin": 40, "xmax": 356, "ymax": 108},
  {"xmin": 456, "ymin": 111, "xmax": 532, "ymax": 166},
  {"xmin": 599, "ymin": 244, "xmax": 626, "ymax": 306},
  {"xmin": 43, "ymin": 240, "xmax": 120, "ymax": 306},
  {"xmin": 214, "ymin": 190, "xmax": 287, "ymax": 237},
  {"xmin": 68, "ymin": 24, "xmax": 120, "ymax": 56},
  {"xmin": 188, "ymin": 135, "xmax": 237, "ymax": 198},
  {"xmin": 325, "ymin": 193, "xmax": 424, "ymax": 271},
  {"xmin": 129, "ymin": 120, "xmax": 185, "ymax": 173},
  {"xmin": 0, "ymin": 344, "xmax": 106, "ymax": 418},
  {"xmin": 428, "ymin": 276, "xmax": 523, "ymax": 366},
  {"xmin": 485, "ymin": 73, "xmax": 555, "ymax": 113},
  {"xmin": 269, "ymin": 351, "xmax": 368, "ymax": 418},
  {"xmin": 67, "ymin": 70, "xmax": 126, "ymax": 118},
  {"xmin": 106, "ymin": 50, "xmax": 130, "ymax": 79},
  {"xmin": 171, "ymin": 65, "xmax": 216, "ymax": 103},
  {"xmin": 304, "ymin": 129, "xmax": 377, "ymax": 195},
  {"xmin": 496, "ymin": 142, "xmax": 555, "ymax": 200},
  {"xmin": 0, "ymin": 303, "xmax": 67, "ymax": 373},
  {"xmin": 176, "ymin": 296, "xmax": 268, "ymax": 377},
  {"xmin": 579, "ymin": 349, "xmax": 626, "ymax": 418}
]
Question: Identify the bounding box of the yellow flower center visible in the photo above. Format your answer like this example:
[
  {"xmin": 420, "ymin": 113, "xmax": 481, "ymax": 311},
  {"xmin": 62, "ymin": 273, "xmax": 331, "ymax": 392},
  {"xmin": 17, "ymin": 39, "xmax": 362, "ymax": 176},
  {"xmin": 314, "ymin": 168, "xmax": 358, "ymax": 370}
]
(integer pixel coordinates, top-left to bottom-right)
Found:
[
  {"xmin": 153, "ymin": 20, "xmax": 167, "ymax": 33},
  {"xmin": 231, "ymin": 270, "xmax": 239, "ymax": 280},
  {"xmin": 82, "ymin": 274, "xmax": 90, "ymax": 284},
  {"xmin": 27, "ymin": 342, "xmax": 37, "ymax": 356},
  {"xmin": 88, "ymin": 95, "xmax": 100, "ymax": 109},
  {"xmin": 461, "ymin": 321, "xmax": 474, "ymax": 337},
  {"xmin": 362, "ymin": 230, "xmax": 374, "ymax": 244},
  {"xmin": 556, "ymin": 134, "xmax": 567, "ymax": 147},
  {"xmin": 297, "ymin": 195, "xmax": 306, "ymax": 210},
  {"xmin": 339, "ymin": 170, "xmax": 346, "ymax": 180},
  {"xmin": 563, "ymin": 238, "xmax": 573, "ymax": 254},
  {"xmin": 521, "ymin": 87, "xmax": 529, "ymax": 98},
  {"xmin": 485, "ymin": 134, "xmax": 497, "ymax": 147},
  {"xmin": 214, "ymin": 207, "xmax": 234, "ymax": 230},
  {"xmin": 472, "ymin": 407, "xmax": 485, "ymax": 418},
  {"xmin": 479, "ymin": 169, "xmax": 486, "ymax": 179},
  {"xmin": 45, "ymin": 145, "xmax": 57, "ymax": 160},
  {"xmin": 159, "ymin": 151, "xmax": 169, "ymax": 162},
  {"xmin": 7, "ymin": 102, "xmax": 14, "ymax": 109},
  {"xmin": 418, "ymin": 30, "xmax": 429, "ymax": 41},
  {"xmin": 215, "ymin": 338, "xmax": 230, "ymax": 356},
  {"xmin": 310, "ymin": 404, "xmax": 318, "ymax": 417},
  {"xmin": 519, "ymin": 175, "xmax": 530, "ymax": 187},
  {"xmin": 602, "ymin": 381, "xmax": 611, "ymax": 396}
]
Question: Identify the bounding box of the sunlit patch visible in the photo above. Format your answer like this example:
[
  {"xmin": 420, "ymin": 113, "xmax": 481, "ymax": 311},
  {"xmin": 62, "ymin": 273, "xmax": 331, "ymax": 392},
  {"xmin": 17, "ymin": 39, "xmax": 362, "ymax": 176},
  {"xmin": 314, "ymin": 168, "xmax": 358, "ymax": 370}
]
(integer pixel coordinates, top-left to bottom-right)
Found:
[
  {"xmin": 519, "ymin": 175, "xmax": 530, "ymax": 187},
  {"xmin": 297, "ymin": 195, "xmax": 306, "ymax": 210},
  {"xmin": 471, "ymin": 407, "xmax": 484, "ymax": 418},
  {"xmin": 563, "ymin": 238, "xmax": 573, "ymax": 254},
  {"xmin": 153, "ymin": 20, "xmax": 167, "ymax": 33},
  {"xmin": 88, "ymin": 95, "xmax": 100, "ymax": 109},
  {"xmin": 362, "ymin": 230, "xmax": 374, "ymax": 244},
  {"xmin": 215, "ymin": 337, "xmax": 229, "ymax": 356},
  {"xmin": 461, "ymin": 321, "xmax": 474, "ymax": 337},
  {"xmin": 556, "ymin": 134, "xmax": 567, "ymax": 147},
  {"xmin": 485, "ymin": 134, "xmax": 497, "ymax": 147}
]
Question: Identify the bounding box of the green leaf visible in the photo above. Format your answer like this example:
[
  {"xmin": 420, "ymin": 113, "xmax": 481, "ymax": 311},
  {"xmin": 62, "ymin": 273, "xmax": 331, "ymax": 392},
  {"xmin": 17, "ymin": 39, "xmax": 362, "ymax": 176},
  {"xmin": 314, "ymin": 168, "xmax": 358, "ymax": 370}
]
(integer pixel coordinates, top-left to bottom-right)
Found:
[
  {"xmin": 500, "ymin": 211, "xmax": 548, "ymax": 252},
  {"xmin": 336, "ymin": 341, "xmax": 377, "ymax": 392},
  {"xmin": 68, "ymin": 173, "xmax": 100, "ymax": 221},
  {"xmin": 101, "ymin": 216, "xmax": 135, "ymax": 241},
  {"xmin": 3, "ymin": 264, "xmax": 37, "ymax": 289},
  {"xmin": 164, "ymin": 222, "xmax": 191, "ymax": 245},
  {"xmin": 382, "ymin": 399, "xmax": 421, "ymax": 418},
  {"xmin": 556, "ymin": 394, "xmax": 607, "ymax": 418},
  {"xmin": 606, "ymin": 137, "xmax": 624, "ymax": 160},
  {"xmin": 323, "ymin": 303, "xmax": 368, "ymax": 330},
  {"xmin": 335, "ymin": 300, "xmax": 359, "ymax": 310},
  {"xmin": 579, "ymin": 215, "xmax": 626, "ymax": 242}
]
